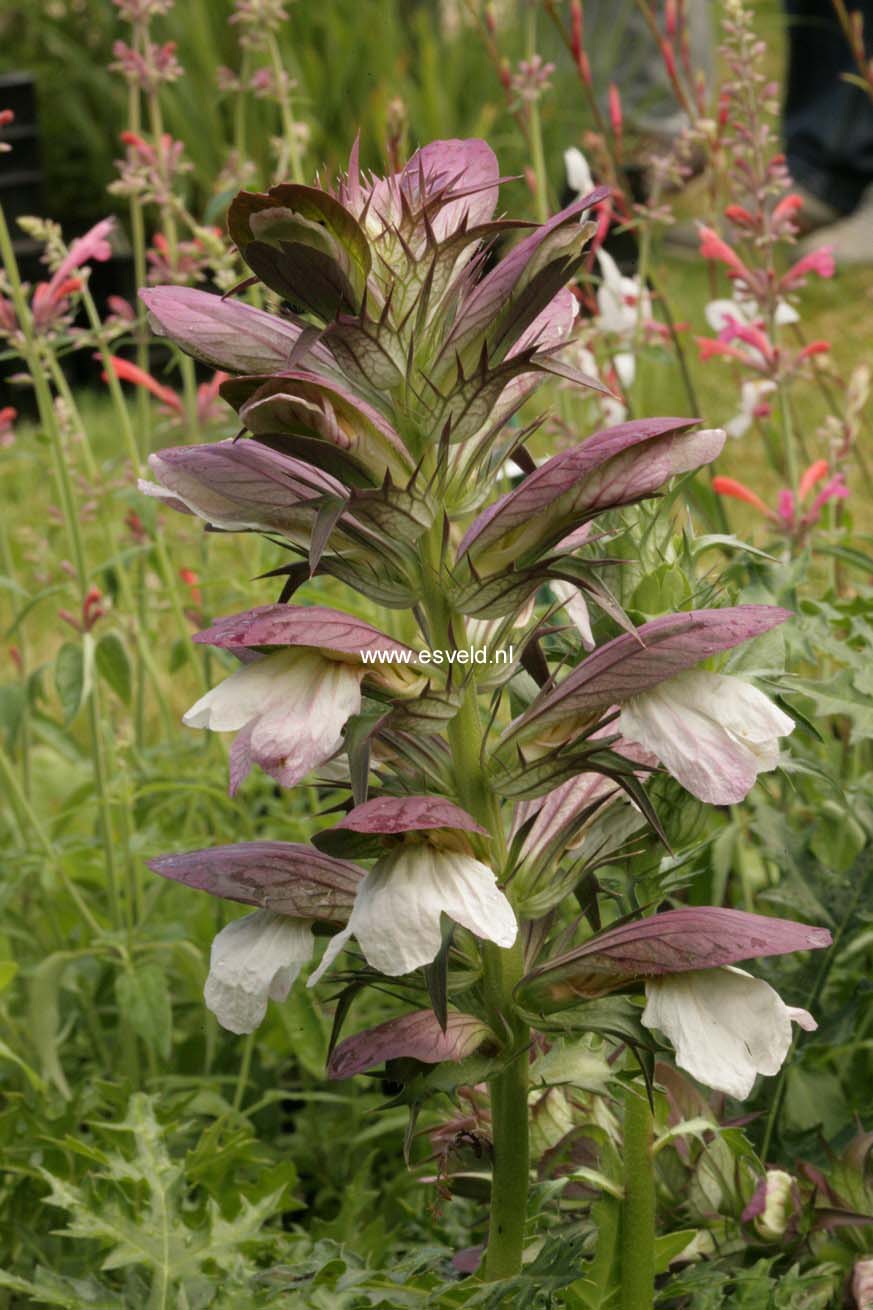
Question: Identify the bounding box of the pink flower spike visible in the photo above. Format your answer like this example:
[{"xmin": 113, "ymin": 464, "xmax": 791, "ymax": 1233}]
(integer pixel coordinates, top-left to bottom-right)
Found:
[
  {"xmin": 804, "ymin": 475, "xmax": 848, "ymax": 525},
  {"xmin": 719, "ymin": 319, "xmax": 775, "ymax": 364},
  {"xmin": 711, "ymin": 476, "xmax": 775, "ymax": 519},
  {"xmin": 103, "ymin": 355, "xmax": 183, "ymax": 413},
  {"xmin": 781, "ymin": 246, "xmax": 835, "ymax": 290},
  {"xmin": 777, "ymin": 489, "xmax": 796, "ymax": 529},
  {"xmin": 698, "ymin": 226, "xmax": 753, "ymax": 284},
  {"xmin": 798, "ymin": 459, "xmax": 830, "ymax": 501},
  {"xmin": 48, "ymin": 217, "xmax": 115, "ymax": 295}
]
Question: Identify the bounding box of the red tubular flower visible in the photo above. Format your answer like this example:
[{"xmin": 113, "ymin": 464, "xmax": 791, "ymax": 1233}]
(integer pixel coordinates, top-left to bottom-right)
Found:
[
  {"xmin": 698, "ymin": 226, "xmax": 754, "ymax": 284},
  {"xmin": 771, "ymin": 193, "xmax": 804, "ymax": 228},
  {"xmin": 798, "ymin": 459, "xmax": 829, "ymax": 500},
  {"xmin": 724, "ymin": 204, "xmax": 755, "ymax": 228},
  {"xmin": 712, "ymin": 476, "xmax": 776, "ymax": 519},
  {"xmin": 661, "ymin": 38, "xmax": 678, "ymax": 86},
  {"xmin": 696, "ymin": 336, "xmax": 763, "ymax": 368},
  {"xmin": 797, "ymin": 340, "xmax": 831, "ymax": 360},
  {"xmin": 103, "ymin": 355, "xmax": 183, "ymax": 413},
  {"xmin": 180, "ymin": 567, "xmax": 203, "ymax": 607},
  {"xmin": 570, "ymin": 0, "xmax": 584, "ymax": 65},
  {"xmin": 608, "ymin": 83, "xmax": 623, "ymax": 147},
  {"xmin": 781, "ymin": 246, "xmax": 835, "ymax": 290}
]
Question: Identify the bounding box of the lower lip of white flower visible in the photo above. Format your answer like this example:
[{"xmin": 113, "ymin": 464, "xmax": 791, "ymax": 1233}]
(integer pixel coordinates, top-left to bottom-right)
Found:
[
  {"xmin": 308, "ymin": 844, "xmax": 518, "ymax": 984},
  {"xmin": 204, "ymin": 909, "xmax": 313, "ymax": 1034}
]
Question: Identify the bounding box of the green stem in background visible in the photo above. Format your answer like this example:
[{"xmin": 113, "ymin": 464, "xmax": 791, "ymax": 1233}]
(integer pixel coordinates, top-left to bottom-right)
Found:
[
  {"xmin": 45, "ymin": 351, "xmax": 99, "ymax": 481},
  {"xmin": 0, "ymin": 742, "xmax": 103, "ymax": 938},
  {"xmin": 125, "ymin": 65, "xmax": 153, "ymax": 746},
  {"xmin": 267, "ymin": 34, "xmax": 304, "ymax": 184},
  {"xmin": 0, "ymin": 512, "xmax": 33, "ymax": 799},
  {"xmin": 178, "ymin": 352, "xmax": 200, "ymax": 440},
  {"xmin": 776, "ymin": 375, "xmax": 800, "ymax": 497},
  {"xmin": 620, "ymin": 1084, "xmax": 656, "ymax": 1310},
  {"xmin": 234, "ymin": 48, "xmax": 252, "ymax": 161},
  {"xmin": 525, "ymin": 6, "xmax": 549, "ymax": 224},
  {"xmin": 233, "ymin": 1032, "xmax": 255, "ymax": 1112},
  {"xmin": 79, "ymin": 281, "xmax": 208, "ymax": 694}
]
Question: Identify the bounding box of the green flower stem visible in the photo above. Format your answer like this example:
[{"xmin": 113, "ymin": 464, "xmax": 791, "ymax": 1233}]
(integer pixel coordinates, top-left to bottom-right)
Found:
[
  {"xmin": 267, "ymin": 34, "xmax": 304, "ymax": 184},
  {"xmin": 481, "ymin": 937, "xmax": 530, "ymax": 1280},
  {"xmin": 418, "ymin": 517, "xmax": 529, "ymax": 1280},
  {"xmin": 620, "ymin": 1084, "xmax": 656, "ymax": 1310},
  {"xmin": 525, "ymin": 7, "xmax": 550, "ymax": 225},
  {"xmin": 0, "ymin": 512, "xmax": 33, "ymax": 799}
]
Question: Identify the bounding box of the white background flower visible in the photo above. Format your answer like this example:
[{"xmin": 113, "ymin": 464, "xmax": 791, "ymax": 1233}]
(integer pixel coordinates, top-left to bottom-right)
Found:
[
  {"xmin": 618, "ymin": 669, "xmax": 793, "ymax": 804},
  {"xmin": 205, "ymin": 909, "xmax": 314, "ymax": 1034},
  {"xmin": 642, "ymin": 965, "xmax": 816, "ymax": 1099},
  {"xmin": 308, "ymin": 844, "xmax": 517, "ymax": 982}
]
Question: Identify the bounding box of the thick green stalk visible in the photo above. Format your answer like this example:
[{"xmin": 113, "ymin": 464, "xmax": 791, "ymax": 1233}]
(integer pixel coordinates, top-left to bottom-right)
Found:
[
  {"xmin": 620, "ymin": 1086, "xmax": 656, "ymax": 1310},
  {"xmin": 418, "ymin": 518, "xmax": 529, "ymax": 1280},
  {"xmin": 481, "ymin": 937, "xmax": 529, "ymax": 1280}
]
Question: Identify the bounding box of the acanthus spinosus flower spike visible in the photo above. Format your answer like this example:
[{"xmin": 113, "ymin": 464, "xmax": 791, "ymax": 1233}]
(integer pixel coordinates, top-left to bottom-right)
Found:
[{"xmin": 139, "ymin": 135, "xmax": 830, "ymax": 1280}]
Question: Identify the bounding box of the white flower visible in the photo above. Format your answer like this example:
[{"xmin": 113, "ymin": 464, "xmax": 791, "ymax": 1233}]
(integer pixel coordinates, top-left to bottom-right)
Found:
[
  {"xmin": 596, "ymin": 250, "xmax": 651, "ymax": 337},
  {"xmin": 725, "ymin": 379, "xmax": 777, "ymax": 439},
  {"xmin": 564, "ymin": 146, "xmax": 595, "ymax": 199},
  {"xmin": 183, "ymin": 648, "xmax": 363, "ymax": 794},
  {"xmin": 642, "ymin": 966, "xmax": 816, "ymax": 1099},
  {"xmin": 705, "ymin": 296, "xmax": 798, "ymax": 335},
  {"xmin": 308, "ymin": 845, "xmax": 517, "ymax": 983},
  {"xmin": 205, "ymin": 909, "xmax": 314, "ymax": 1034},
  {"xmin": 618, "ymin": 669, "xmax": 793, "ymax": 805}
]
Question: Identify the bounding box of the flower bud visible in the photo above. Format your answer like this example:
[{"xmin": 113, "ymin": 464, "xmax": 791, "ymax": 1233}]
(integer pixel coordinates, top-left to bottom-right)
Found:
[{"xmin": 742, "ymin": 1169, "xmax": 796, "ymax": 1240}]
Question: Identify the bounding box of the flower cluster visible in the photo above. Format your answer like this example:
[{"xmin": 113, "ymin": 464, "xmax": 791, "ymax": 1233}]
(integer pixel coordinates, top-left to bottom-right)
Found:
[{"xmin": 142, "ymin": 142, "xmax": 830, "ymax": 1259}]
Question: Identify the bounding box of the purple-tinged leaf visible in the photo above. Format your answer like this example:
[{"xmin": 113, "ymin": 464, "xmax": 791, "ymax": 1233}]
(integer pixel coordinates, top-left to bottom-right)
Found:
[
  {"xmin": 458, "ymin": 419, "xmax": 721, "ymax": 567},
  {"xmin": 139, "ymin": 439, "xmax": 349, "ymax": 538},
  {"xmin": 148, "ymin": 841, "xmax": 363, "ymax": 918},
  {"xmin": 339, "ymin": 138, "xmax": 500, "ymax": 240},
  {"xmin": 323, "ymin": 313, "xmax": 405, "ymax": 392},
  {"xmin": 192, "ymin": 604, "xmax": 419, "ymax": 662},
  {"xmin": 442, "ymin": 187, "xmax": 609, "ymax": 361},
  {"xmin": 138, "ymin": 286, "xmax": 338, "ymax": 376},
  {"xmin": 328, "ymin": 1009, "xmax": 493, "ymax": 1079},
  {"xmin": 228, "ymin": 183, "xmax": 371, "ymax": 310},
  {"xmin": 519, "ymin": 906, "xmax": 832, "ymax": 1008},
  {"xmin": 336, "ymin": 794, "xmax": 488, "ymax": 836},
  {"xmin": 221, "ymin": 370, "xmax": 413, "ymax": 485},
  {"xmin": 509, "ymin": 606, "xmax": 791, "ymax": 738}
]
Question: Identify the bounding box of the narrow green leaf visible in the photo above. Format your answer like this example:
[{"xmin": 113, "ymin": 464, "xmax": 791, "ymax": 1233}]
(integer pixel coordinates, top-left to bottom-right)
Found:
[{"xmin": 95, "ymin": 632, "xmax": 132, "ymax": 707}]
